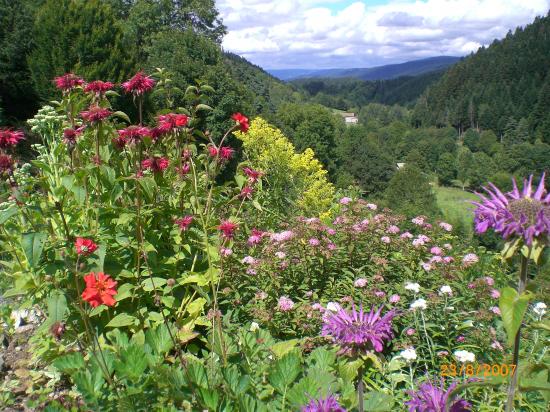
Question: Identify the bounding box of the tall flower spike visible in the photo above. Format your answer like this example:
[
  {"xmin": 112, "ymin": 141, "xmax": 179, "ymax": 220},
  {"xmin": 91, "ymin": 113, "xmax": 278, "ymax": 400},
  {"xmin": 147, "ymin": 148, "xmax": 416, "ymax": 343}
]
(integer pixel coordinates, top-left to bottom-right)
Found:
[
  {"xmin": 472, "ymin": 173, "xmax": 550, "ymax": 245},
  {"xmin": 321, "ymin": 304, "xmax": 396, "ymax": 356},
  {"xmin": 406, "ymin": 379, "xmax": 471, "ymax": 412}
]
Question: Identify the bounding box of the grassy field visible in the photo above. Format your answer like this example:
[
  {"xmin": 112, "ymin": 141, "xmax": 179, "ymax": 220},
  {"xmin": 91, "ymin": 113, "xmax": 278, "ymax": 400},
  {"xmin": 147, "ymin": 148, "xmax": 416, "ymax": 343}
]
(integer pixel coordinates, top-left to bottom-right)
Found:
[{"xmin": 434, "ymin": 186, "xmax": 478, "ymax": 236}]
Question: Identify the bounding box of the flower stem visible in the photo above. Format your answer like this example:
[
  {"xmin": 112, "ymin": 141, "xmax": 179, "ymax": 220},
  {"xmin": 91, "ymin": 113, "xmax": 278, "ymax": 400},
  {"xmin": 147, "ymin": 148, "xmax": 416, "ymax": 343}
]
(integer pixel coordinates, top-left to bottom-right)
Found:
[
  {"xmin": 505, "ymin": 254, "xmax": 529, "ymax": 412},
  {"xmin": 358, "ymin": 364, "xmax": 364, "ymax": 412}
]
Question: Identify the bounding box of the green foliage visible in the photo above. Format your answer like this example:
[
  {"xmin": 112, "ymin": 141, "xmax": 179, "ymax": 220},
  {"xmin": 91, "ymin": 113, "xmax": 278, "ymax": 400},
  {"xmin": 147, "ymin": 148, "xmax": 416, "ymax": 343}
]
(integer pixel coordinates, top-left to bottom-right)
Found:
[{"xmin": 384, "ymin": 165, "xmax": 439, "ymax": 217}]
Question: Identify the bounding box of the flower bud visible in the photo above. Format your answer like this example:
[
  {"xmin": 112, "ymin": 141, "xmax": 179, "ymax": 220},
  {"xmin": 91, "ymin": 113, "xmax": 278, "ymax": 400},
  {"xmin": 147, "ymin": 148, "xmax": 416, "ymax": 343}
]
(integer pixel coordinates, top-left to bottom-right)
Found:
[{"xmin": 167, "ymin": 278, "xmax": 176, "ymax": 287}]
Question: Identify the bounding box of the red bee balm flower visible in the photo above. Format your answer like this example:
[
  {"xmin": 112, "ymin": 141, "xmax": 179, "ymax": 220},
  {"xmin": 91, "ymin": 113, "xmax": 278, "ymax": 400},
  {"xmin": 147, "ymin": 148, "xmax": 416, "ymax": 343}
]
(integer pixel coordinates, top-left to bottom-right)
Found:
[
  {"xmin": 117, "ymin": 126, "xmax": 150, "ymax": 144},
  {"xmin": 175, "ymin": 215, "xmax": 193, "ymax": 231},
  {"xmin": 84, "ymin": 80, "xmax": 114, "ymax": 95},
  {"xmin": 219, "ymin": 146, "xmax": 234, "ymax": 161},
  {"xmin": 231, "ymin": 113, "xmax": 250, "ymax": 133},
  {"xmin": 243, "ymin": 167, "xmax": 262, "ymax": 184},
  {"xmin": 122, "ymin": 71, "xmax": 156, "ymax": 95},
  {"xmin": 63, "ymin": 127, "xmax": 85, "ymax": 145},
  {"xmin": 0, "ymin": 128, "xmax": 24, "ymax": 149},
  {"xmin": 157, "ymin": 113, "xmax": 189, "ymax": 133},
  {"xmin": 75, "ymin": 237, "xmax": 98, "ymax": 255},
  {"xmin": 81, "ymin": 272, "xmax": 117, "ymax": 308},
  {"xmin": 141, "ymin": 156, "xmax": 169, "ymax": 173},
  {"xmin": 80, "ymin": 105, "xmax": 111, "ymax": 124},
  {"xmin": 54, "ymin": 73, "xmax": 84, "ymax": 92},
  {"xmin": 218, "ymin": 220, "xmax": 238, "ymax": 240}
]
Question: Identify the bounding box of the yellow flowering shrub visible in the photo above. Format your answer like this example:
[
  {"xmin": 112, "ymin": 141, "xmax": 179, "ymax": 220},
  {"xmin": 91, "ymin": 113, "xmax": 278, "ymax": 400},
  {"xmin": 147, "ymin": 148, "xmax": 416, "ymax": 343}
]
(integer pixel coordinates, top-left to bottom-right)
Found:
[{"xmin": 235, "ymin": 117, "xmax": 334, "ymax": 217}]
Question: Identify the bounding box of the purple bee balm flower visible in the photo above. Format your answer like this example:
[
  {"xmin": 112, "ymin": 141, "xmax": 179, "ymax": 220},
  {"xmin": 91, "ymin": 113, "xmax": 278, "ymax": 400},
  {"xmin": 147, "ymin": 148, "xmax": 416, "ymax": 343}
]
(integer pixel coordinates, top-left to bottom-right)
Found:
[
  {"xmin": 406, "ymin": 380, "xmax": 471, "ymax": 412},
  {"xmin": 473, "ymin": 173, "xmax": 550, "ymax": 245},
  {"xmin": 301, "ymin": 395, "xmax": 347, "ymax": 412},
  {"xmin": 321, "ymin": 304, "xmax": 396, "ymax": 356}
]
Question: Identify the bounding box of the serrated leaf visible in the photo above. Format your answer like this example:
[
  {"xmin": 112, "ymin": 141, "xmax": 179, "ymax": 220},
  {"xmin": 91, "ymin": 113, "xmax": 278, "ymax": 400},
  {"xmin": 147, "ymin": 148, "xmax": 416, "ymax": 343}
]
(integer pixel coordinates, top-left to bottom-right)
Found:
[
  {"xmin": 141, "ymin": 277, "xmax": 167, "ymax": 292},
  {"xmin": 363, "ymin": 391, "xmax": 393, "ymax": 411},
  {"xmin": 186, "ymin": 298, "xmax": 206, "ymax": 316},
  {"xmin": 46, "ymin": 291, "xmax": 67, "ymax": 325},
  {"xmin": 53, "ymin": 353, "xmax": 85, "ymax": 374},
  {"xmin": 106, "ymin": 313, "xmax": 138, "ymax": 328},
  {"xmin": 269, "ymin": 352, "xmax": 301, "ymax": 394},
  {"xmin": 271, "ymin": 339, "xmax": 300, "ymax": 359}
]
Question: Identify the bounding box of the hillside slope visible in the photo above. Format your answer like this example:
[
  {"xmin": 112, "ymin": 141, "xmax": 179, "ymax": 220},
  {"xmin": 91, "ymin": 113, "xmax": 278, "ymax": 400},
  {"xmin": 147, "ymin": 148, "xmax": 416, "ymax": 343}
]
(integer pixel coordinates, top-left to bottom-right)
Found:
[
  {"xmin": 414, "ymin": 12, "xmax": 550, "ymax": 139},
  {"xmin": 269, "ymin": 56, "xmax": 460, "ymax": 81}
]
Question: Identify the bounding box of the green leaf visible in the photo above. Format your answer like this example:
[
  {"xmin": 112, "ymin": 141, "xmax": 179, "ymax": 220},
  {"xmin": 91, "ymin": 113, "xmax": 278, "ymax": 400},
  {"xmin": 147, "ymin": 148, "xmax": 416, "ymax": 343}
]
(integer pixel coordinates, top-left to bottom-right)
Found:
[
  {"xmin": 112, "ymin": 111, "xmax": 130, "ymax": 123},
  {"xmin": 106, "ymin": 313, "xmax": 138, "ymax": 328},
  {"xmin": 0, "ymin": 204, "xmax": 18, "ymax": 225},
  {"xmin": 141, "ymin": 277, "xmax": 167, "ymax": 292},
  {"xmin": 268, "ymin": 352, "xmax": 301, "ymax": 394},
  {"xmin": 46, "ymin": 291, "xmax": 67, "ymax": 325},
  {"xmin": 502, "ymin": 238, "xmax": 521, "ymax": 260},
  {"xmin": 499, "ymin": 287, "xmax": 534, "ymax": 346},
  {"xmin": 180, "ymin": 273, "xmax": 210, "ymax": 286},
  {"xmin": 53, "ymin": 353, "xmax": 85, "ymax": 374},
  {"xmin": 21, "ymin": 232, "xmax": 47, "ymax": 269},
  {"xmin": 530, "ymin": 320, "xmax": 550, "ymax": 332},
  {"xmin": 115, "ymin": 283, "xmax": 134, "ymax": 302},
  {"xmin": 363, "ymin": 392, "xmax": 394, "ymax": 411},
  {"xmin": 145, "ymin": 325, "xmax": 174, "ymax": 356},
  {"xmin": 270, "ymin": 339, "xmax": 300, "ymax": 359},
  {"xmin": 186, "ymin": 297, "xmax": 206, "ymax": 316},
  {"xmin": 195, "ymin": 104, "xmax": 212, "ymax": 111},
  {"xmin": 114, "ymin": 345, "xmax": 148, "ymax": 381}
]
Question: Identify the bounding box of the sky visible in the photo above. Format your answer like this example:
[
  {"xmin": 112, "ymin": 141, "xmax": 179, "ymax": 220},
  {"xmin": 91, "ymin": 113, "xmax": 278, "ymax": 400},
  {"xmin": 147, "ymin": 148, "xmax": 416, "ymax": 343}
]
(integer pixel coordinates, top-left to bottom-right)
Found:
[{"xmin": 216, "ymin": 0, "xmax": 550, "ymax": 69}]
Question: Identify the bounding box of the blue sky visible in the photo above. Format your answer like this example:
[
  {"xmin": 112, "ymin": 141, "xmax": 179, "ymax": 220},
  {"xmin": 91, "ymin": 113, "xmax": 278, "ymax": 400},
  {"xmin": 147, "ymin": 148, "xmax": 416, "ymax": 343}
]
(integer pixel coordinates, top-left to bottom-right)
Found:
[{"xmin": 216, "ymin": 0, "xmax": 550, "ymax": 69}]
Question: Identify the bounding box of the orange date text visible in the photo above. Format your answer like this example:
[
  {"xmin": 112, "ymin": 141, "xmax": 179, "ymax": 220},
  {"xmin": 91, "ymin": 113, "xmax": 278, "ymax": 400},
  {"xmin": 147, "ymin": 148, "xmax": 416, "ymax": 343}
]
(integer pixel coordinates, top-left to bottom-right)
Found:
[{"xmin": 440, "ymin": 363, "xmax": 516, "ymax": 377}]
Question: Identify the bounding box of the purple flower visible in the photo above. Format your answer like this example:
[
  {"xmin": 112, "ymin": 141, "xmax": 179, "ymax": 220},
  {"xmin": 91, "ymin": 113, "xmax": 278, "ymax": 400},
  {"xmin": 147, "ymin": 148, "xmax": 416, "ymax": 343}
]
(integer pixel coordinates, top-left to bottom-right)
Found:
[
  {"xmin": 462, "ymin": 253, "xmax": 478, "ymax": 267},
  {"xmin": 439, "ymin": 222, "xmax": 453, "ymax": 232},
  {"xmin": 473, "ymin": 173, "xmax": 550, "ymax": 245},
  {"xmin": 406, "ymin": 380, "xmax": 471, "ymax": 412},
  {"xmin": 387, "ymin": 225, "xmax": 400, "ymax": 234},
  {"xmin": 309, "ymin": 237, "xmax": 320, "ymax": 246},
  {"xmin": 278, "ymin": 296, "xmax": 294, "ymax": 311},
  {"xmin": 301, "ymin": 395, "xmax": 347, "ymax": 412},
  {"xmin": 271, "ymin": 230, "xmax": 294, "ymax": 243},
  {"xmin": 354, "ymin": 278, "xmax": 368, "ymax": 288},
  {"xmin": 339, "ymin": 197, "xmax": 352, "ymax": 205},
  {"xmin": 401, "ymin": 232, "xmax": 413, "ymax": 239},
  {"xmin": 490, "ymin": 289, "xmax": 500, "ymax": 299},
  {"xmin": 381, "ymin": 236, "xmax": 391, "ymax": 244},
  {"xmin": 430, "ymin": 246, "xmax": 443, "ymax": 256},
  {"xmin": 321, "ymin": 304, "xmax": 396, "ymax": 356}
]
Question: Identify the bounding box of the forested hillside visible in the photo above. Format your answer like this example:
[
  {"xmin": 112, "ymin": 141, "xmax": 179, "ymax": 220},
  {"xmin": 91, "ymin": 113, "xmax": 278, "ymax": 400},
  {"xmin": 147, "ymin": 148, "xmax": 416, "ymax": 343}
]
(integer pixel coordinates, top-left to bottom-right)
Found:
[{"xmin": 414, "ymin": 12, "xmax": 550, "ymax": 139}]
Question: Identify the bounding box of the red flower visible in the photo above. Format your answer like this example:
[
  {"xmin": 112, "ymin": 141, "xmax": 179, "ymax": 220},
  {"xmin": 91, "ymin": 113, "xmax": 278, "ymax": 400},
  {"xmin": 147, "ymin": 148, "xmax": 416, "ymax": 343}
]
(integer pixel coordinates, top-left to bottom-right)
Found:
[
  {"xmin": 122, "ymin": 71, "xmax": 156, "ymax": 95},
  {"xmin": 218, "ymin": 220, "xmax": 238, "ymax": 240},
  {"xmin": 141, "ymin": 156, "xmax": 169, "ymax": 173},
  {"xmin": 63, "ymin": 127, "xmax": 85, "ymax": 145},
  {"xmin": 175, "ymin": 215, "xmax": 193, "ymax": 231},
  {"xmin": 219, "ymin": 146, "xmax": 234, "ymax": 161},
  {"xmin": 81, "ymin": 272, "xmax": 117, "ymax": 308},
  {"xmin": 239, "ymin": 186, "xmax": 254, "ymax": 199},
  {"xmin": 243, "ymin": 167, "xmax": 262, "ymax": 184},
  {"xmin": 149, "ymin": 127, "xmax": 166, "ymax": 142},
  {"xmin": 117, "ymin": 126, "xmax": 150, "ymax": 144},
  {"xmin": 0, "ymin": 128, "xmax": 24, "ymax": 149},
  {"xmin": 231, "ymin": 113, "xmax": 249, "ymax": 133},
  {"xmin": 75, "ymin": 237, "xmax": 98, "ymax": 255},
  {"xmin": 54, "ymin": 73, "xmax": 84, "ymax": 92},
  {"xmin": 80, "ymin": 105, "xmax": 111, "ymax": 124},
  {"xmin": 208, "ymin": 146, "xmax": 218, "ymax": 157},
  {"xmin": 157, "ymin": 113, "xmax": 189, "ymax": 133},
  {"xmin": 0, "ymin": 154, "xmax": 14, "ymax": 174},
  {"xmin": 112, "ymin": 135, "xmax": 127, "ymax": 150},
  {"xmin": 84, "ymin": 80, "xmax": 114, "ymax": 95}
]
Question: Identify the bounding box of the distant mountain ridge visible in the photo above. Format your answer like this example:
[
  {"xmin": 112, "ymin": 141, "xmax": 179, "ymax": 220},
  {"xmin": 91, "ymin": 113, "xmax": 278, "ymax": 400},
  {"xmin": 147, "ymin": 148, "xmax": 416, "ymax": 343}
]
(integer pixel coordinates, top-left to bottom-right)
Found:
[{"xmin": 268, "ymin": 56, "xmax": 462, "ymax": 81}]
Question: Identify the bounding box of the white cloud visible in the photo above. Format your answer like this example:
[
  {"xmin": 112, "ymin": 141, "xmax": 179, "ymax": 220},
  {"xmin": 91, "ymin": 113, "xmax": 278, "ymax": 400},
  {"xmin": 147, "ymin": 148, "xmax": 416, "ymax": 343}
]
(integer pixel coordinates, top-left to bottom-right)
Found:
[{"xmin": 217, "ymin": 0, "xmax": 550, "ymax": 69}]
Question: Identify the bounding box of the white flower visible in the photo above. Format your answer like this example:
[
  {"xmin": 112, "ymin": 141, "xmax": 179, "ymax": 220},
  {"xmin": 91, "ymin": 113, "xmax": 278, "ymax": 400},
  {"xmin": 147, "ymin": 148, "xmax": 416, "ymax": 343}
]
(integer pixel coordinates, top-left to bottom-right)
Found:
[
  {"xmin": 454, "ymin": 350, "xmax": 475, "ymax": 363},
  {"xmin": 410, "ymin": 298, "xmax": 427, "ymax": 310},
  {"xmin": 326, "ymin": 302, "xmax": 341, "ymax": 312},
  {"xmin": 249, "ymin": 322, "xmax": 260, "ymax": 332},
  {"xmin": 439, "ymin": 285, "xmax": 453, "ymax": 296},
  {"xmin": 533, "ymin": 302, "xmax": 547, "ymax": 317},
  {"xmin": 400, "ymin": 348, "xmax": 417, "ymax": 362},
  {"xmin": 405, "ymin": 282, "xmax": 421, "ymax": 293},
  {"xmin": 241, "ymin": 256, "xmax": 256, "ymax": 265}
]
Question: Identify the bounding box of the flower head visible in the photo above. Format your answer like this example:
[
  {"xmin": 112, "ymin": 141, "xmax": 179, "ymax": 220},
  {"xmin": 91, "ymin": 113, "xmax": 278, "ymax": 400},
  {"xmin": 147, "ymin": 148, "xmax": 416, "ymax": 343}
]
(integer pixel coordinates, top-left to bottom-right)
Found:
[
  {"xmin": 381, "ymin": 236, "xmax": 391, "ymax": 244},
  {"xmin": 410, "ymin": 299, "xmax": 427, "ymax": 311},
  {"xmin": 231, "ymin": 112, "xmax": 249, "ymax": 132},
  {"xmin": 175, "ymin": 215, "xmax": 193, "ymax": 231},
  {"xmin": 405, "ymin": 282, "xmax": 421, "ymax": 294},
  {"xmin": 354, "ymin": 278, "xmax": 367, "ymax": 288},
  {"xmin": 243, "ymin": 166, "xmax": 262, "ymax": 184},
  {"xmin": 301, "ymin": 395, "xmax": 346, "ymax": 412},
  {"xmin": 454, "ymin": 350, "xmax": 475, "ymax": 363},
  {"xmin": 157, "ymin": 113, "xmax": 189, "ymax": 133},
  {"xmin": 84, "ymin": 80, "xmax": 114, "ymax": 95},
  {"xmin": 122, "ymin": 71, "xmax": 155, "ymax": 95},
  {"xmin": 278, "ymin": 296, "xmax": 295, "ymax": 311},
  {"xmin": 406, "ymin": 379, "xmax": 471, "ymax": 412},
  {"xmin": 439, "ymin": 222, "xmax": 453, "ymax": 232},
  {"xmin": 63, "ymin": 127, "xmax": 84, "ymax": 145},
  {"xmin": 321, "ymin": 304, "xmax": 396, "ymax": 355},
  {"xmin": 75, "ymin": 237, "xmax": 98, "ymax": 256},
  {"xmin": 117, "ymin": 126, "xmax": 150, "ymax": 144},
  {"xmin": 339, "ymin": 197, "xmax": 352, "ymax": 205},
  {"xmin": 462, "ymin": 253, "xmax": 478, "ymax": 267},
  {"xmin": 219, "ymin": 146, "xmax": 234, "ymax": 161},
  {"xmin": 473, "ymin": 173, "xmax": 550, "ymax": 245},
  {"xmin": 80, "ymin": 105, "xmax": 111, "ymax": 124},
  {"xmin": 54, "ymin": 73, "xmax": 84, "ymax": 91},
  {"xmin": 439, "ymin": 285, "xmax": 453, "ymax": 296},
  {"xmin": 533, "ymin": 302, "xmax": 547, "ymax": 317},
  {"xmin": 400, "ymin": 348, "xmax": 417, "ymax": 362},
  {"xmin": 389, "ymin": 294, "xmax": 401, "ymax": 304},
  {"xmin": 218, "ymin": 220, "xmax": 238, "ymax": 240},
  {"xmin": 81, "ymin": 272, "xmax": 117, "ymax": 308},
  {"xmin": 239, "ymin": 186, "xmax": 254, "ymax": 199},
  {"xmin": 0, "ymin": 128, "xmax": 24, "ymax": 149},
  {"xmin": 141, "ymin": 156, "xmax": 169, "ymax": 173}
]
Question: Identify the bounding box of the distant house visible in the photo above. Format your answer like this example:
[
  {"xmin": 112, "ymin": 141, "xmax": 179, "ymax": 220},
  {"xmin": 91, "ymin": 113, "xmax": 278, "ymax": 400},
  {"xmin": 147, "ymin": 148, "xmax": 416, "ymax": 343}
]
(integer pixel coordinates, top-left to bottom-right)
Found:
[{"xmin": 340, "ymin": 112, "xmax": 359, "ymax": 125}]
